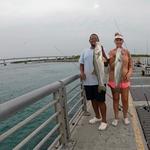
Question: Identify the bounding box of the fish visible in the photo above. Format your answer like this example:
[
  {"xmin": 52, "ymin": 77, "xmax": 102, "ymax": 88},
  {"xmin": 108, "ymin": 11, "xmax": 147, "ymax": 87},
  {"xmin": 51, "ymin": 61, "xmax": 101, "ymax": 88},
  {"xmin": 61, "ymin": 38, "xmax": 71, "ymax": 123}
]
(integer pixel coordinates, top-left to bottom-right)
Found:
[
  {"xmin": 114, "ymin": 48, "xmax": 123, "ymax": 90},
  {"xmin": 92, "ymin": 42, "xmax": 106, "ymax": 92}
]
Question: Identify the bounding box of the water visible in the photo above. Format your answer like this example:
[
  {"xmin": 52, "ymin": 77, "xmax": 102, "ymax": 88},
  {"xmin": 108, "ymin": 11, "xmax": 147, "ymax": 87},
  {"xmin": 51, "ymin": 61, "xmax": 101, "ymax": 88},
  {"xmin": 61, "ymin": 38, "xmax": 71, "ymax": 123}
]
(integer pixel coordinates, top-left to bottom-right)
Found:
[
  {"xmin": 0, "ymin": 62, "xmax": 79, "ymax": 150},
  {"xmin": 0, "ymin": 62, "xmax": 79, "ymax": 103}
]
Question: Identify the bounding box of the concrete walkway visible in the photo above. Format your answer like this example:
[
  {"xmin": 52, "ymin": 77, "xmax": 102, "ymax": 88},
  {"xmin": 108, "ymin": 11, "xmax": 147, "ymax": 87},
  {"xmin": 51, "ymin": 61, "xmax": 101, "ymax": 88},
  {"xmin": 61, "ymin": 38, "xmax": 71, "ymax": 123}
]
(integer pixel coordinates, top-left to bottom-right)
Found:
[{"xmin": 72, "ymin": 88, "xmax": 146, "ymax": 150}]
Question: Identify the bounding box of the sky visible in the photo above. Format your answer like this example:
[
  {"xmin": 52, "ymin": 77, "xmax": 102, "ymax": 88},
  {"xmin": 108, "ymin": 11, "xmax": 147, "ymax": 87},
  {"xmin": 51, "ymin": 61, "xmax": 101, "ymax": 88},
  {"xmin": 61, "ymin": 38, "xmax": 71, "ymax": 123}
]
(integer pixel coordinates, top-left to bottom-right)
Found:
[{"xmin": 0, "ymin": 0, "xmax": 150, "ymax": 58}]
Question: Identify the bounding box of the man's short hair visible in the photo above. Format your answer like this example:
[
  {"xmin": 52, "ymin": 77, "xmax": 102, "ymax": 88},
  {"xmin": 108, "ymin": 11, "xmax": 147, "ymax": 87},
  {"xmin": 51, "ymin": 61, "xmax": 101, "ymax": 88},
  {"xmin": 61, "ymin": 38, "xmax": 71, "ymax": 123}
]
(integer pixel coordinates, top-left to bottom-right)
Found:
[{"xmin": 89, "ymin": 33, "xmax": 99, "ymax": 41}]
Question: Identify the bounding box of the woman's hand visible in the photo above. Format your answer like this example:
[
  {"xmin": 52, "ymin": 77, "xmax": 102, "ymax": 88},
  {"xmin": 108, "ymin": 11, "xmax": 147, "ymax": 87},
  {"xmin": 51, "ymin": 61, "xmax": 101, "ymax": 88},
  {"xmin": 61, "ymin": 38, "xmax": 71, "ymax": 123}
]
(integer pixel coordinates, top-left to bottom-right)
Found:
[
  {"xmin": 124, "ymin": 73, "xmax": 130, "ymax": 81},
  {"xmin": 80, "ymin": 73, "xmax": 86, "ymax": 80}
]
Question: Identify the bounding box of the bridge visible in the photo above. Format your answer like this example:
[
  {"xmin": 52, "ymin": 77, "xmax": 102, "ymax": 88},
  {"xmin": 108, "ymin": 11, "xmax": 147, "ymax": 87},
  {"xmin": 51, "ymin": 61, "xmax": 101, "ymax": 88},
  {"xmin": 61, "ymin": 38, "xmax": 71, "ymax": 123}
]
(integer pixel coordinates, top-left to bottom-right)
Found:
[
  {"xmin": 0, "ymin": 72, "xmax": 149, "ymax": 150},
  {"xmin": 0, "ymin": 56, "xmax": 79, "ymax": 66},
  {"xmin": 1, "ymin": 55, "xmax": 150, "ymax": 66}
]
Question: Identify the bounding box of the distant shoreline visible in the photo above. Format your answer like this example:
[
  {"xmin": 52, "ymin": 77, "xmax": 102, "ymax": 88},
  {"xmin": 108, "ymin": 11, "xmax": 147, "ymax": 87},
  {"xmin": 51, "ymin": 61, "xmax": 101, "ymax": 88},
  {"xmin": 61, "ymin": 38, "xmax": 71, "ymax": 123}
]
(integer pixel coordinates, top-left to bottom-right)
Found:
[
  {"xmin": 0, "ymin": 54, "xmax": 150, "ymax": 60},
  {"xmin": 131, "ymin": 54, "xmax": 150, "ymax": 57},
  {"xmin": 11, "ymin": 59, "xmax": 79, "ymax": 64},
  {"xmin": 0, "ymin": 54, "xmax": 150, "ymax": 65}
]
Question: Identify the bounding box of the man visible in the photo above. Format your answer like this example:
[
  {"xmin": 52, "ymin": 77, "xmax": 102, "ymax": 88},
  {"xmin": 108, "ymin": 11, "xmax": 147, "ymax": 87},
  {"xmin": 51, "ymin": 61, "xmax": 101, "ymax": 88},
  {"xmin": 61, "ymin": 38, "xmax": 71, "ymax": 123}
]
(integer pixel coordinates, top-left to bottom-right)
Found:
[{"xmin": 79, "ymin": 33, "xmax": 108, "ymax": 130}]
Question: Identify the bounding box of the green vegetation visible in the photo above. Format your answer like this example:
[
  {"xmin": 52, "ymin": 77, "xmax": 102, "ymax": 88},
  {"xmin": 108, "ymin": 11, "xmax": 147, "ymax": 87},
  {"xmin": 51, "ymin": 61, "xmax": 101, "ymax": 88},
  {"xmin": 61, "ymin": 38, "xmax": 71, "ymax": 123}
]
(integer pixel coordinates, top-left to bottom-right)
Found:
[
  {"xmin": 11, "ymin": 55, "xmax": 80, "ymax": 64},
  {"xmin": 66, "ymin": 55, "xmax": 80, "ymax": 60},
  {"xmin": 131, "ymin": 54, "xmax": 150, "ymax": 57}
]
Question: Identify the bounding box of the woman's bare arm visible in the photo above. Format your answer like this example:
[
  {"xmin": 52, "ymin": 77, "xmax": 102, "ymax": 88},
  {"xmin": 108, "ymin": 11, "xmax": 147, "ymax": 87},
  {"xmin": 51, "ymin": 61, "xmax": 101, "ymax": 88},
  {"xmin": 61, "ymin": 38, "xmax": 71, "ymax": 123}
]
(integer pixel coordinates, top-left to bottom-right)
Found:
[{"xmin": 127, "ymin": 50, "xmax": 133, "ymax": 77}]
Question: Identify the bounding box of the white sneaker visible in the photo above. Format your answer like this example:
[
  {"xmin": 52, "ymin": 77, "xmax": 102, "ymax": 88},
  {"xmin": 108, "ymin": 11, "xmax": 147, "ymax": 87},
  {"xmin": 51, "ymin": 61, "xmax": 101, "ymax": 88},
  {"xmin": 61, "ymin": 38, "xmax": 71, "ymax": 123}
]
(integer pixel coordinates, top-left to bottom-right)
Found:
[
  {"xmin": 112, "ymin": 119, "xmax": 119, "ymax": 126},
  {"xmin": 89, "ymin": 117, "xmax": 101, "ymax": 124},
  {"xmin": 98, "ymin": 122, "xmax": 108, "ymax": 130},
  {"xmin": 124, "ymin": 118, "xmax": 130, "ymax": 125}
]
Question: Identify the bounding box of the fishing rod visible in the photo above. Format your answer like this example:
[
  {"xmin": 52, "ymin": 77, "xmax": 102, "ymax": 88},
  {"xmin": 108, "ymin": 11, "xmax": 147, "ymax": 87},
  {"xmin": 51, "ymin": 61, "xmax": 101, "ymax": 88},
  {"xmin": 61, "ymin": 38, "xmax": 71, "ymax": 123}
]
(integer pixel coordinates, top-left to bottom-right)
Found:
[
  {"xmin": 53, "ymin": 17, "xmax": 133, "ymax": 118},
  {"xmin": 137, "ymin": 74, "xmax": 150, "ymax": 112},
  {"xmin": 143, "ymin": 93, "xmax": 150, "ymax": 112},
  {"xmin": 146, "ymin": 40, "xmax": 149, "ymax": 65},
  {"xmin": 53, "ymin": 45, "xmax": 79, "ymax": 68},
  {"xmin": 113, "ymin": 18, "xmax": 134, "ymax": 117},
  {"xmin": 113, "ymin": 18, "xmax": 128, "ymax": 49},
  {"xmin": 107, "ymin": 93, "xmax": 133, "ymax": 117}
]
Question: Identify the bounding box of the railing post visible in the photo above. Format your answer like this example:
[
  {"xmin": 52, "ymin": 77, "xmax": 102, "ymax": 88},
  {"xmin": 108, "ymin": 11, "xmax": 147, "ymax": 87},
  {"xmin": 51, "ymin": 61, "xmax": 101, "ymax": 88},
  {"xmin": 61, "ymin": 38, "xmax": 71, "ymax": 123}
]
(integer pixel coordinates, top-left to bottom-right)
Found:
[
  {"xmin": 53, "ymin": 91, "xmax": 66, "ymax": 148},
  {"xmin": 54, "ymin": 81, "xmax": 71, "ymax": 149},
  {"xmin": 81, "ymin": 81, "xmax": 90, "ymax": 116}
]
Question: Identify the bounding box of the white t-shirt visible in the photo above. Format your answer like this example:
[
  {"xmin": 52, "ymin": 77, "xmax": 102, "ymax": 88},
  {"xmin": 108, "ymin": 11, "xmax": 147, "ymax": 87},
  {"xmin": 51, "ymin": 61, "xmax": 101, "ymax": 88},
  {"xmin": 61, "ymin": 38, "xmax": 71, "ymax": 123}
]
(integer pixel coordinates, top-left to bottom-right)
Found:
[{"xmin": 79, "ymin": 48, "xmax": 98, "ymax": 86}]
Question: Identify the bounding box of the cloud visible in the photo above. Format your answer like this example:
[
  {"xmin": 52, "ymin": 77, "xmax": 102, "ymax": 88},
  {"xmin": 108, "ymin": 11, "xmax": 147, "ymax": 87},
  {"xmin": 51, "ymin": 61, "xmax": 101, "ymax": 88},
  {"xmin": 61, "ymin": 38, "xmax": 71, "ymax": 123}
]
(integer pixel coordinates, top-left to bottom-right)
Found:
[{"xmin": 0, "ymin": 0, "xmax": 150, "ymax": 58}]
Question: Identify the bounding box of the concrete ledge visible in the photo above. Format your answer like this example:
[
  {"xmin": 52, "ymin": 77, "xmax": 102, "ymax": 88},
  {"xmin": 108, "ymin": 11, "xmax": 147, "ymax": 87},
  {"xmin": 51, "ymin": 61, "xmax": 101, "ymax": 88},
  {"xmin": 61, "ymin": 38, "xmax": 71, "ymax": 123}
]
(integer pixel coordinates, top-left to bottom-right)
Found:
[{"xmin": 129, "ymin": 92, "xmax": 148, "ymax": 150}]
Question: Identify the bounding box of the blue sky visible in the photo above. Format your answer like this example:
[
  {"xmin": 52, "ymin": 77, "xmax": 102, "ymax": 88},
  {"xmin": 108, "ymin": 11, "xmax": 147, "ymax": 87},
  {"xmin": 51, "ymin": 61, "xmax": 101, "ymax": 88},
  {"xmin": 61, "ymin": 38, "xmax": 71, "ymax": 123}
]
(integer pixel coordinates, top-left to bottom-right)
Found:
[{"xmin": 0, "ymin": 0, "xmax": 150, "ymax": 58}]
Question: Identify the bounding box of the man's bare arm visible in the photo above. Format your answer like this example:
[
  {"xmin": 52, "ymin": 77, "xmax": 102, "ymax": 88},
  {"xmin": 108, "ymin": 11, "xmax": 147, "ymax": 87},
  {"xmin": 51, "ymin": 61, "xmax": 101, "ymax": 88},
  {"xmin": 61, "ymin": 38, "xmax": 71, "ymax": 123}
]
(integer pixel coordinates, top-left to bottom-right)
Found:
[{"xmin": 80, "ymin": 64, "xmax": 86, "ymax": 80}]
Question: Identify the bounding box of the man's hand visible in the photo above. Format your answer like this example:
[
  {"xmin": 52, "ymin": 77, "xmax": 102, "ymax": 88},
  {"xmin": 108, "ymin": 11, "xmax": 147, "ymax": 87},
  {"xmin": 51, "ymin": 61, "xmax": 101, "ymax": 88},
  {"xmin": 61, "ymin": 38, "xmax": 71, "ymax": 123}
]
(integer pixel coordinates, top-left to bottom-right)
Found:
[
  {"xmin": 80, "ymin": 64, "xmax": 85, "ymax": 80},
  {"xmin": 103, "ymin": 57, "xmax": 109, "ymax": 67},
  {"xmin": 80, "ymin": 73, "xmax": 86, "ymax": 80}
]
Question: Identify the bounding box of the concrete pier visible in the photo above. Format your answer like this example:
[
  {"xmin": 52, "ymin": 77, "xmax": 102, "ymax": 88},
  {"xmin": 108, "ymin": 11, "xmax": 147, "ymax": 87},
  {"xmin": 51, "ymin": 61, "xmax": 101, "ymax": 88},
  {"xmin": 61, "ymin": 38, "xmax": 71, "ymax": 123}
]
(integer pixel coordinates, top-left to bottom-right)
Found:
[{"xmin": 72, "ymin": 88, "xmax": 147, "ymax": 150}]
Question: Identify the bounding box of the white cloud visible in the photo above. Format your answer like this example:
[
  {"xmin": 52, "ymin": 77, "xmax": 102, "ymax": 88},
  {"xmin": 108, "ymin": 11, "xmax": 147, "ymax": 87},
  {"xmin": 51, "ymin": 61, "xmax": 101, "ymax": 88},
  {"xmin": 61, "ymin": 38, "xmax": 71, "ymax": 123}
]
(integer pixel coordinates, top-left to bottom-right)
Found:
[
  {"xmin": 0, "ymin": 0, "xmax": 150, "ymax": 58},
  {"xmin": 0, "ymin": 0, "xmax": 97, "ymax": 18}
]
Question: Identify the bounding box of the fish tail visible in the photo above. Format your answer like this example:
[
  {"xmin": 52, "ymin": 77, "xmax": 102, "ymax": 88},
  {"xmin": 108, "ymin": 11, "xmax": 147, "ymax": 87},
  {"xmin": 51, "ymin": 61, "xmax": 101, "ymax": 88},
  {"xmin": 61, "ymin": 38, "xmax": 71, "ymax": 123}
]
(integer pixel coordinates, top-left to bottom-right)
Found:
[
  {"xmin": 92, "ymin": 70, "xmax": 95, "ymax": 75},
  {"xmin": 98, "ymin": 85, "xmax": 106, "ymax": 93}
]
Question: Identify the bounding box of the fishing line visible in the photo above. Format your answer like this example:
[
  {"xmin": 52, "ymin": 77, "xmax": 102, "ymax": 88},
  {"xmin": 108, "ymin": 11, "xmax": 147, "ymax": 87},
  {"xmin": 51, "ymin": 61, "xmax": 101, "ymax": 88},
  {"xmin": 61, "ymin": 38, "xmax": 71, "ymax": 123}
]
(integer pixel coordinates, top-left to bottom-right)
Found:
[
  {"xmin": 53, "ymin": 21, "xmax": 134, "ymax": 117},
  {"xmin": 54, "ymin": 36, "xmax": 131, "ymax": 115},
  {"xmin": 113, "ymin": 18, "xmax": 128, "ymax": 49},
  {"xmin": 112, "ymin": 18, "xmax": 134, "ymax": 117},
  {"xmin": 114, "ymin": 18, "xmax": 150, "ymax": 114},
  {"xmin": 53, "ymin": 45, "xmax": 79, "ymax": 69},
  {"xmin": 144, "ymin": 93, "xmax": 150, "ymax": 112},
  {"xmin": 107, "ymin": 93, "xmax": 133, "ymax": 117}
]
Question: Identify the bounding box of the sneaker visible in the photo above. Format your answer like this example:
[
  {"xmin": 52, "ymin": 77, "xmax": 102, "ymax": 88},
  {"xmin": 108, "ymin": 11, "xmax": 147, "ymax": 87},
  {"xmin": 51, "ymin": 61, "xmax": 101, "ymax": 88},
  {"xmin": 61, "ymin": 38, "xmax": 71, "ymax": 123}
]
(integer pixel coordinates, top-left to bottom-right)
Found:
[
  {"xmin": 89, "ymin": 117, "xmax": 101, "ymax": 124},
  {"xmin": 124, "ymin": 118, "xmax": 130, "ymax": 125},
  {"xmin": 112, "ymin": 119, "xmax": 119, "ymax": 126},
  {"xmin": 98, "ymin": 122, "xmax": 108, "ymax": 130}
]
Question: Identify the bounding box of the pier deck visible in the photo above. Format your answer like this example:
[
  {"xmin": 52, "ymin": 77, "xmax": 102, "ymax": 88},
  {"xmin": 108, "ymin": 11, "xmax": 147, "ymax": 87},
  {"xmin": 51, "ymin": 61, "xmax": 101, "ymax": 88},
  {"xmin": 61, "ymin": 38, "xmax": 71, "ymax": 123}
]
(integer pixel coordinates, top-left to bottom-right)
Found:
[{"xmin": 72, "ymin": 88, "xmax": 147, "ymax": 150}]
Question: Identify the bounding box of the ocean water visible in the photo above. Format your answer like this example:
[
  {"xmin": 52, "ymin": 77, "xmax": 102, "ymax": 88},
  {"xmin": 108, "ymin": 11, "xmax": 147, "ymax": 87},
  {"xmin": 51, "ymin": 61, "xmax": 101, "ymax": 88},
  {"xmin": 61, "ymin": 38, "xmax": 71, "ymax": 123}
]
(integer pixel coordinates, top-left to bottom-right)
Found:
[
  {"xmin": 0, "ymin": 62, "xmax": 80, "ymax": 150},
  {"xmin": 0, "ymin": 62, "xmax": 79, "ymax": 103}
]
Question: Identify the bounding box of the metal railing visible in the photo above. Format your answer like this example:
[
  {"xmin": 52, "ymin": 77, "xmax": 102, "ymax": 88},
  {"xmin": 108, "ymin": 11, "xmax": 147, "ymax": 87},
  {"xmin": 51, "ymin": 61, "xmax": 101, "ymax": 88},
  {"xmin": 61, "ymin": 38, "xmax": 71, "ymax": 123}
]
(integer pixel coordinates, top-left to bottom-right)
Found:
[{"xmin": 0, "ymin": 74, "xmax": 88, "ymax": 150}]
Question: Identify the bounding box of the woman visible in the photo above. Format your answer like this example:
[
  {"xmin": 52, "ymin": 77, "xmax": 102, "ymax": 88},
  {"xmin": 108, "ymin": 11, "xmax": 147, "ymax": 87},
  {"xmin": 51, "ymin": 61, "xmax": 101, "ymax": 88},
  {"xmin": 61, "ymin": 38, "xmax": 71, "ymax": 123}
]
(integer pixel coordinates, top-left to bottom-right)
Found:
[{"xmin": 108, "ymin": 33, "xmax": 133, "ymax": 126}]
